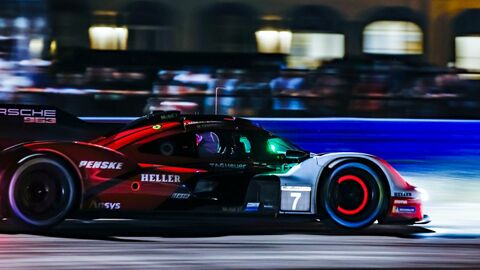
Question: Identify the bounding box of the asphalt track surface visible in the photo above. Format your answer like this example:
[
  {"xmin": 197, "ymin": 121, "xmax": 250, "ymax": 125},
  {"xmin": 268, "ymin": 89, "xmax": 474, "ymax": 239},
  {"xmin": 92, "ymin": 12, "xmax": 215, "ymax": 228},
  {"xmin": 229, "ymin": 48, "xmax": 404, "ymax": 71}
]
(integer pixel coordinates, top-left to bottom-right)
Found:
[
  {"xmin": 0, "ymin": 219, "xmax": 478, "ymax": 269},
  {"xmin": 0, "ymin": 159, "xmax": 479, "ymax": 269}
]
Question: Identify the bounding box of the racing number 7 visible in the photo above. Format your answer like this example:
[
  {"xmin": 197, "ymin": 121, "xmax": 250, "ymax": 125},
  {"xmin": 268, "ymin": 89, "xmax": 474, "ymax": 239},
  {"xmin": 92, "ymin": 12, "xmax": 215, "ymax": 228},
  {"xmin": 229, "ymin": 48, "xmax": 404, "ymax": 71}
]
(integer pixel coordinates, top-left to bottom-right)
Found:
[{"xmin": 290, "ymin": 192, "xmax": 302, "ymax": 210}]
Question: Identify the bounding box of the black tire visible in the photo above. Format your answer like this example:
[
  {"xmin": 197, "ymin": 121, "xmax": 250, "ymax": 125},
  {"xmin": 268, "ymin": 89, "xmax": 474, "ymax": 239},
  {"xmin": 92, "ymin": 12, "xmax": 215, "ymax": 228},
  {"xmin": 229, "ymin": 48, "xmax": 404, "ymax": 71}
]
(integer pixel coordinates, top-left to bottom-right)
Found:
[
  {"xmin": 8, "ymin": 156, "xmax": 77, "ymax": 229},
  {"xmin": 318, "ymin": 161, "xmax": 387, "ymax": 229}
]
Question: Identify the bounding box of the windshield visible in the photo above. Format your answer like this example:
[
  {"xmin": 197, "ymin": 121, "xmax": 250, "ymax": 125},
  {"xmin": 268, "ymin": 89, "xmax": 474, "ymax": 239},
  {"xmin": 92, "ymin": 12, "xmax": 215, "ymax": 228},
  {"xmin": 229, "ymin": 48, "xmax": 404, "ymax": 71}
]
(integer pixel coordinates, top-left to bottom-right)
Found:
[{"xmin": 237, "ymin": 130, "xmax": 304, "ymax": 162}]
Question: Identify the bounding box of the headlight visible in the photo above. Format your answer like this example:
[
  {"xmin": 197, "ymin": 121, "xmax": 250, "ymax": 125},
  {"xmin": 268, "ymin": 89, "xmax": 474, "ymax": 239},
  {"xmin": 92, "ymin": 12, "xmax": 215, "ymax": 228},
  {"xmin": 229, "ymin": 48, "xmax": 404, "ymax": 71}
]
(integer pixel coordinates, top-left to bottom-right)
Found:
[{"xmin": 416, "ymin": 188, "xmax": 429, "ymax": 202}]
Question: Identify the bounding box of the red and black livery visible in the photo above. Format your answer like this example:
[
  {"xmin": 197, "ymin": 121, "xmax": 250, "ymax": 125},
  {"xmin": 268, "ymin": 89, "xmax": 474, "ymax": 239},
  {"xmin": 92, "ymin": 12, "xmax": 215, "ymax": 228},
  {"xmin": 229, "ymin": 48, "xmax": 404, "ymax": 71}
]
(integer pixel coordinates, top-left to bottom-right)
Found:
[{"xmin": 0, "ymin": 104, "xmax": 429, "ymax": 230}]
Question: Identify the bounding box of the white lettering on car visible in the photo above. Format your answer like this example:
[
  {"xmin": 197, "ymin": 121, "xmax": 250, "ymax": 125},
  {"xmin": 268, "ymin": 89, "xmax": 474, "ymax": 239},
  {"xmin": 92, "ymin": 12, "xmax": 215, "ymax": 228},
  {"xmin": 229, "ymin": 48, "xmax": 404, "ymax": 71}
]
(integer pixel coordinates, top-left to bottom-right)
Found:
[
  {"xmin": 79, "ymin": 161, "xmax": 124, "ymax": 170},
  {"xmin": 171, "ymin": 193, "xmax": 190, "ymax": 199},
  {"xmin": 92, "ymin": 161, "xmax": 102, "ymax": 169},
  {"xmin": 89, "ymin": 201, "xmax": 121, "ymax": 210},
  {"xmin": 140, "ymin": 174, "xmax": 181, "ymax": 183},
  {"xmin": 0, "ymin": 108, "xmax": 57, "ymax": 124}
]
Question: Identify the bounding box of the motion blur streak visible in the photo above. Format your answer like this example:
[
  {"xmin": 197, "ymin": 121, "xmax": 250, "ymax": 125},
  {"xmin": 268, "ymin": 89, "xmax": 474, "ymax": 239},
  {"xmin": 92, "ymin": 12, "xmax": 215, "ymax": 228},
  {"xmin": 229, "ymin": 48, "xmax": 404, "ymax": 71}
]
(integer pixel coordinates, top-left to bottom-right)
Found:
[
  {"xmin": 255, "ymin": 118, "xmax": 480, "ymax": 159},
  {"xmin": 82, "ymin": 117, "xmax": 480, "ymax": 237},
  {"xmin": 257, "ymin": 118, "xmax": 480, "ymax": 237}
]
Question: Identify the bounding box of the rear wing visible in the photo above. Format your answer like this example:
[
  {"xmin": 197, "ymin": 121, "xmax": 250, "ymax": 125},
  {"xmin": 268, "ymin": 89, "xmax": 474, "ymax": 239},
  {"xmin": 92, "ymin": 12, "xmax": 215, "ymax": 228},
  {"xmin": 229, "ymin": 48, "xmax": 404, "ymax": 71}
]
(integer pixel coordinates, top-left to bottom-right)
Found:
[
  {"xmin": 0, "ymin": 104, "xmax": 122, "ymax": 150},
  {"xmin": 0, "ymin": 104, "xmax": 86, "ymax": 127}
]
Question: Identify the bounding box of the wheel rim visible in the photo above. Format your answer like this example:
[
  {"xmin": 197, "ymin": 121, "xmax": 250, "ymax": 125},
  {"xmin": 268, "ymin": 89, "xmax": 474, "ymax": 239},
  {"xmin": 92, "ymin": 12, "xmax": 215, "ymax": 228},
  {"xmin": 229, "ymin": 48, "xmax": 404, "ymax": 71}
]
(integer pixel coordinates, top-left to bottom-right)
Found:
[
  {"xmin": 16, "ymin": 171, "xmax": 66, "ymax": 219},
  {"xmin": 335, "ymin": 175, "xmax": 369, "ymax": 216},
  {"xmin": 9, "ymin": 158, "xmax": 74, "ymax": 227},
  {"xmin": 324, "ymin": 163, "xmax": 384, "ymax": 228}
]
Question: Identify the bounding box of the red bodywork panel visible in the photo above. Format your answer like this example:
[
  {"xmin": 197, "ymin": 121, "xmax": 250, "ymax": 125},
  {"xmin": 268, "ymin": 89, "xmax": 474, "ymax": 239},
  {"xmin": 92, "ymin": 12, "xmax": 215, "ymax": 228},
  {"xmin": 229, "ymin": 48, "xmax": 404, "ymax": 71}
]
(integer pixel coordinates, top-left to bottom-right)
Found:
[{"xmin": 3, "ymin": 139, "xmax": 206, "ymax": 212}]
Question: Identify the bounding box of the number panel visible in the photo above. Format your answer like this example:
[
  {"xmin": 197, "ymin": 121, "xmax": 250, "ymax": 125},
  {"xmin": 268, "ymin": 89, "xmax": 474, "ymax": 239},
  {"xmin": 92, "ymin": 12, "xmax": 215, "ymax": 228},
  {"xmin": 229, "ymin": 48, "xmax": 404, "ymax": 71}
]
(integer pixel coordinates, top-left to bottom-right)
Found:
[{"xmin": 280, "ymin": 186, "xmax": 311, "ymax": 212}]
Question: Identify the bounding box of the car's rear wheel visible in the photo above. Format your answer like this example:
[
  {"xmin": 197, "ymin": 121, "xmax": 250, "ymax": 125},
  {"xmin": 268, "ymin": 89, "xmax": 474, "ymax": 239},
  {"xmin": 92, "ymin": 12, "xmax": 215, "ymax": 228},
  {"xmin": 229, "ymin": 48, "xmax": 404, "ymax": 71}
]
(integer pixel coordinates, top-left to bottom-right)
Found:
[
  {"xmin": 319, "ymin": 161, "xmax": 386, "ymax": 229},
  {"xmin": 8, "ymin": 156, "xmax": 76, "ymax": 229}
]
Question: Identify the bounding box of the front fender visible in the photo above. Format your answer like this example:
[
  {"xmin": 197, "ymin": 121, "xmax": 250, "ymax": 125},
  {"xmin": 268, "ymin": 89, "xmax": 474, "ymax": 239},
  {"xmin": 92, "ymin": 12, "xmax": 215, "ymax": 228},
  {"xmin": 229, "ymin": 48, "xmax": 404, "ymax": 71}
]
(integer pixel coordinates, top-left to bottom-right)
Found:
[
  {"xmin": 266, "ymin": 152, "xmax": 423, "ymax": 220},
  {"xmin": 314, "ymin": 152, "xmax": 417, "ymax": 197},
  {"xmin": 314, "ymin": 153, "xmax": 424, "ymax": 222}
]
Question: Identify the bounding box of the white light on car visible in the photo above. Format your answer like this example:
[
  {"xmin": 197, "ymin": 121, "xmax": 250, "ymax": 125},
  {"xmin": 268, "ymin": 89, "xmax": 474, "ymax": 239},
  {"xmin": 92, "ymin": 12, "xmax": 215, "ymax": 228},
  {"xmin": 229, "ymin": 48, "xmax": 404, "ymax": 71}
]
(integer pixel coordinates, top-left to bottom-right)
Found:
[{"xmin": 416, "ymin": 188, "xmax": 429, "ymax": 202}]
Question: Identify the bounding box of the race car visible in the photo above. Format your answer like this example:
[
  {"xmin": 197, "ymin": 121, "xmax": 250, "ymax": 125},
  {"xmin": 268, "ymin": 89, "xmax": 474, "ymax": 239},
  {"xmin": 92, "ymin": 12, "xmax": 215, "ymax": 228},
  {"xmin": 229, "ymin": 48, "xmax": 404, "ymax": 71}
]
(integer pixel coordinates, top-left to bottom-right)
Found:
[{"xmin": 0, "ymin": 104, "xmax": 429, "ymax": 230}]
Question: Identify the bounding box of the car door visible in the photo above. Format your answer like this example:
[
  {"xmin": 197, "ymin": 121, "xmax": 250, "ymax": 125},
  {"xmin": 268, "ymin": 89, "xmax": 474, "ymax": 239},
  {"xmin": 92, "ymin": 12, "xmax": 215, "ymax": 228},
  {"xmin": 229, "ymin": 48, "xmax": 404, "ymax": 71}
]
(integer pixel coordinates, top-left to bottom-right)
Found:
[
  {"xmin": 124, "ymin": 128, "xmax": 257, "ymax": 212},
  {"xmin": 191, "ymin": 129, "xmax": 257, "ymax": 210},
  {"xmin": 111, "ymin": 130, "xmax": 203, "ymax": 211}
]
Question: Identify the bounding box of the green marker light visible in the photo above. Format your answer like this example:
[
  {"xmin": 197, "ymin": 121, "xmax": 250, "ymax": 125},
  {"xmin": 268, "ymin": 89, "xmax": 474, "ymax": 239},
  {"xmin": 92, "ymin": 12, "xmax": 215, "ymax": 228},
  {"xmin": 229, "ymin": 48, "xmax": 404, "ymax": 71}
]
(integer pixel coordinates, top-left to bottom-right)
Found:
[{"xmin": 270, "ymin": 144, "xmax": 276, "ymax": 152}]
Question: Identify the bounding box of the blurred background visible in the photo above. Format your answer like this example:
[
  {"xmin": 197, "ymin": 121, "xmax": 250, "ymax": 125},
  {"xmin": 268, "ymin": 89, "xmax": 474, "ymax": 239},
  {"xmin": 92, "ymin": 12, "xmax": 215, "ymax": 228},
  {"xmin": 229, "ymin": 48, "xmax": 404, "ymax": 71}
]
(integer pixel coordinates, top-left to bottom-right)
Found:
[
  {"xmin": 0, "ymin": 3, "xmax": 480, "ymax": 266},
  {"xmin": 1, "ymin": 0, "xmax": 480, "ymax": 118},
  {"xmin": 0, "ymin": 0, "xmax": 474, "ymax": 235}
]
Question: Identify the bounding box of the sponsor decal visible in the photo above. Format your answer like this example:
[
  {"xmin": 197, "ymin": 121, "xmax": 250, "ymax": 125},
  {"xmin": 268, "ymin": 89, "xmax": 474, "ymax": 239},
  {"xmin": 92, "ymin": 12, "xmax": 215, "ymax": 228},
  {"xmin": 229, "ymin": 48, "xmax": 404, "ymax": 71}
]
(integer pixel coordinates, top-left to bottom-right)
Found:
[
  {"xmin": 263, "ymin": 204, "xmax": 275, "ymax": 209},
  {"xmin": 393, "ymin": 199, "xmax": 408, "ymax": 204},
  {"xmin": 79, "ymin": 161, "xmax": 123, "ymax": 170},
  {"xmin": 209, "ymin": 162, "xmax": 247, "ymax": 170},
  {"xmin": 394, "ymin": 192, "xmax": 412, "ymax": 197},
  {"xmin": 197, "ymin": 123, "xmax": 224, "ymax": 129},
  {"xmin": 245, "ymin": 202, "xmax": 260, "ymax": 212},
  {"xmin": 394, "ymin": 206, "xmax": 416, "ymax": 214},
  {"xmin": 171, "ymin": 193, "xmax": 190, "ymax": 199},
  {"xmin": 89, "ymin": 201, "xmax": 121, "ymax": 210},
  {"xmin": 0, "ymin": 108, "xmax": 56, "ymax": 124},
  {"xmin": 281, "ymin": 186, "xmax": 312, "ymax": 192},
  {"xmin": 184, "ymin": 120, "xmax": 223, "ymax": 126},
  {"xmin": 141, "ymin": 174, "xmax": 181, "ymax": 183},
  {"xmin": 158, "ymin": 111, "xmax": 180, "ymax": 121},
  {"xmin": 221, "ymin": 206, "xmax": 243, "ymax": 212}
]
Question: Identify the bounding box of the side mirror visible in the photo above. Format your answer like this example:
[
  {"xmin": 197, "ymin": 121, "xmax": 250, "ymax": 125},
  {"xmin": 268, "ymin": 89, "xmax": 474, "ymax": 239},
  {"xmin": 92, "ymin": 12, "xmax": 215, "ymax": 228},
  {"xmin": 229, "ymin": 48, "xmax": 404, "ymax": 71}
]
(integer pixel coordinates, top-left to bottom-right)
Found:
[{"xmin": 285, "ymin": 150, "xmax": 308, "ymax": 160}]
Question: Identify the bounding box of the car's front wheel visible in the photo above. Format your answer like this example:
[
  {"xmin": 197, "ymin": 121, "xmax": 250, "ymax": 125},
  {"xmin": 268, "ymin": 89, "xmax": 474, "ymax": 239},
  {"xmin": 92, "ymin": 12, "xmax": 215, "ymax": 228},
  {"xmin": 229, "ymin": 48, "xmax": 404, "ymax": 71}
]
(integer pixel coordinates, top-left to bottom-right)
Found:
[
  {"xmin": 8, "ymin": 156, "xmax": 77, "ymax": 229},
  {"xmin": 318, "ymin": 161, "xmax": 387, "ymax": 229}
]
